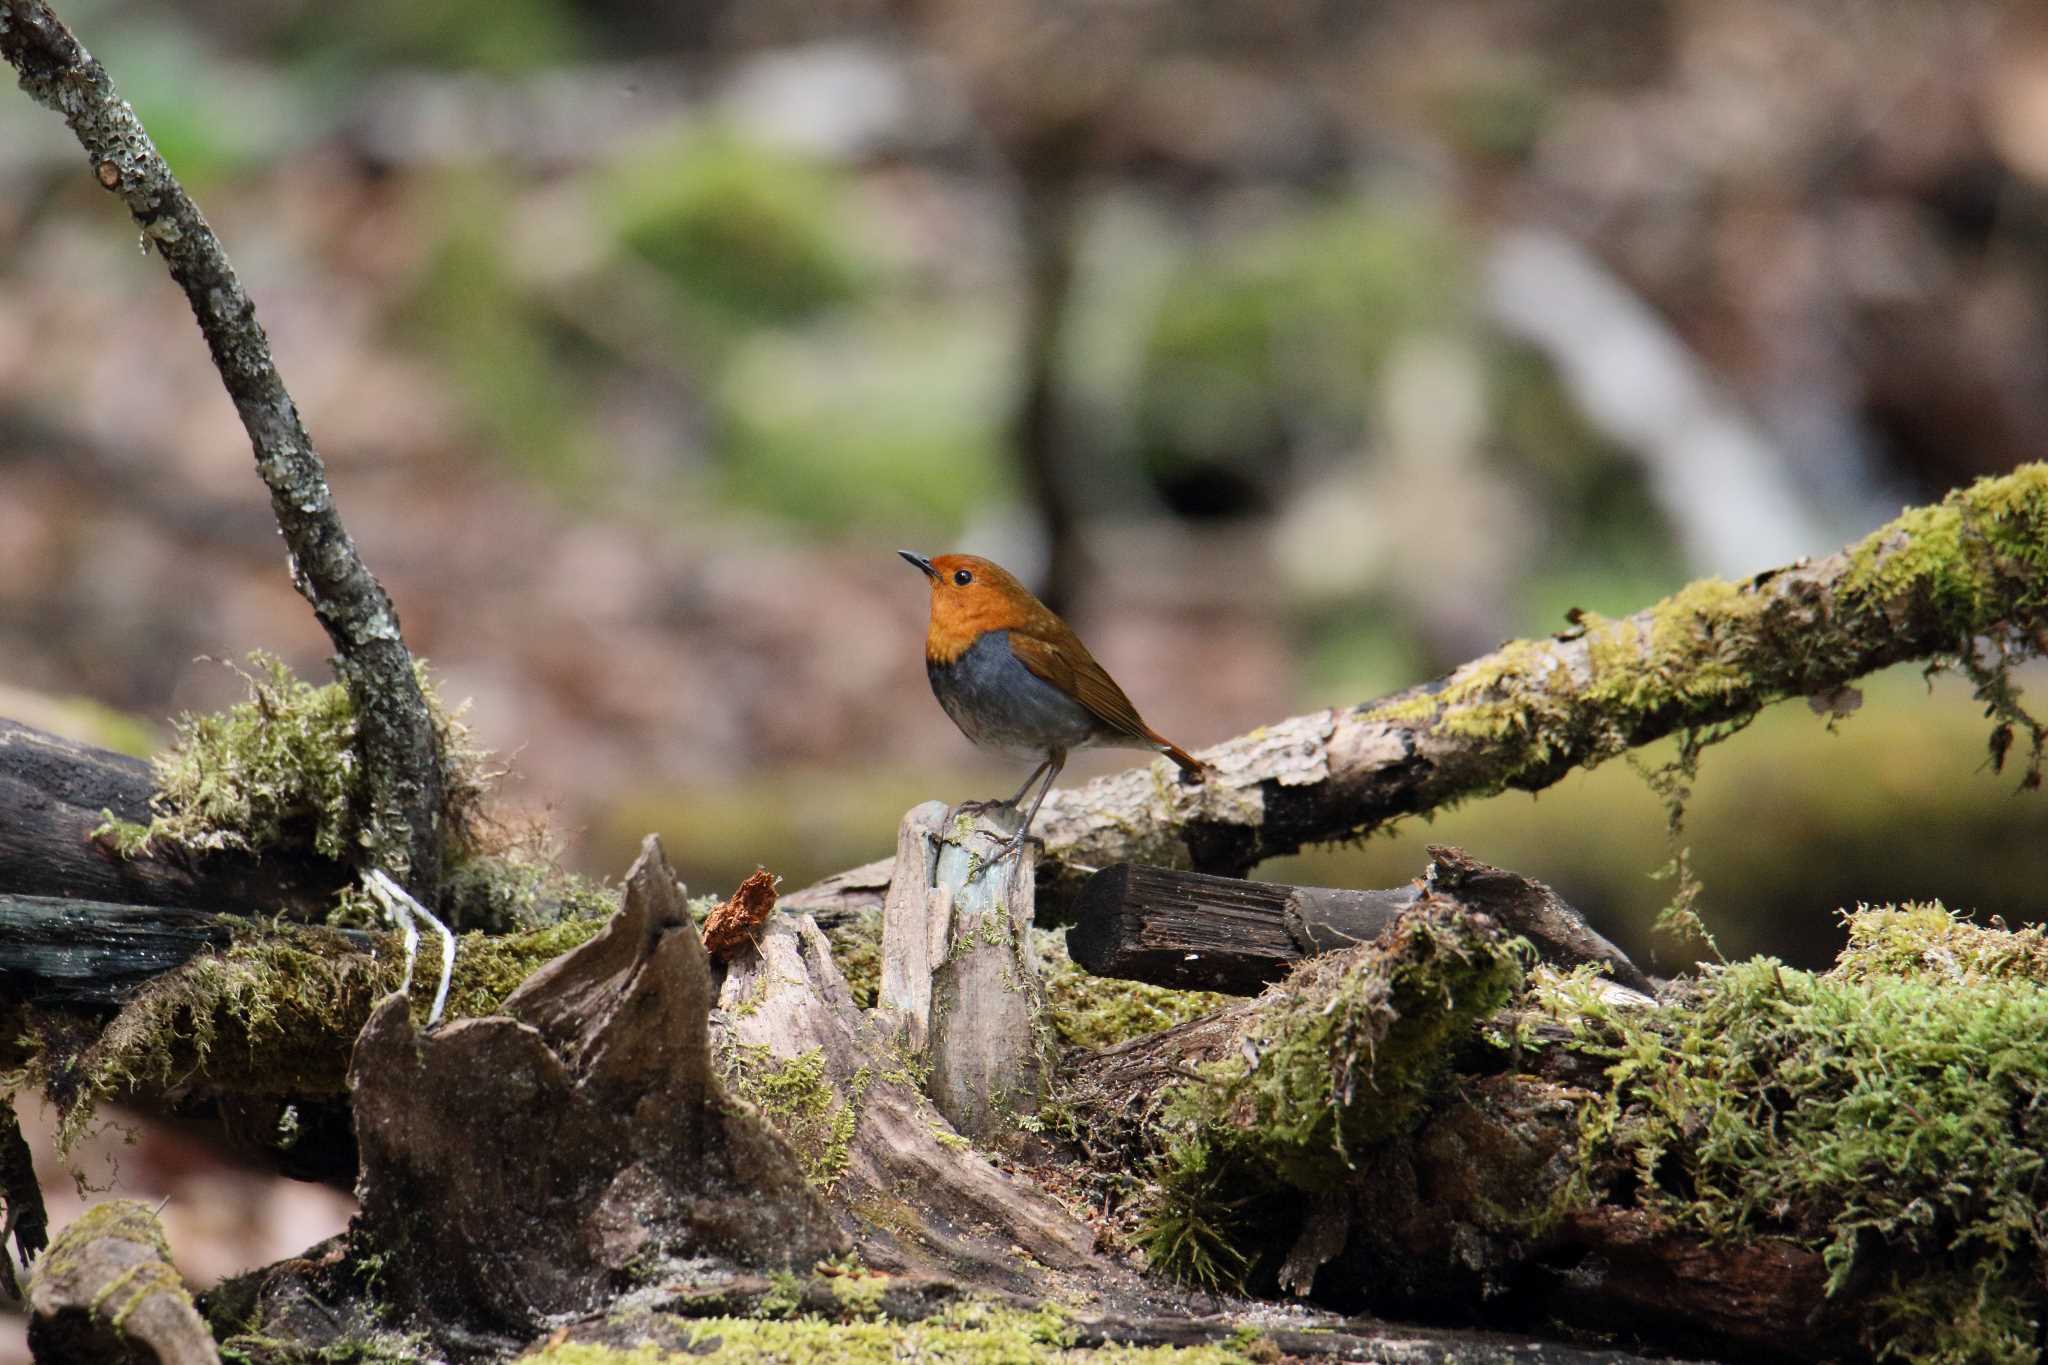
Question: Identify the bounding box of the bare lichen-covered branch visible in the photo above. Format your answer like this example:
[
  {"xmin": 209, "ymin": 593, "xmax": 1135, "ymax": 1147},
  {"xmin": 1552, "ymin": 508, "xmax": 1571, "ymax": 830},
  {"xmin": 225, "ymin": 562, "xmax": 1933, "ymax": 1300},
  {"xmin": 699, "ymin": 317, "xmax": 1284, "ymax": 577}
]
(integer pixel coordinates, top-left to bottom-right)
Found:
[
  {"xmin": 790, "ymin": 465, "xmax": 2048, "ymax": 920},
  {"xmin": 0, "ymin": 0, "xmax": 444, "ymax": 897}
]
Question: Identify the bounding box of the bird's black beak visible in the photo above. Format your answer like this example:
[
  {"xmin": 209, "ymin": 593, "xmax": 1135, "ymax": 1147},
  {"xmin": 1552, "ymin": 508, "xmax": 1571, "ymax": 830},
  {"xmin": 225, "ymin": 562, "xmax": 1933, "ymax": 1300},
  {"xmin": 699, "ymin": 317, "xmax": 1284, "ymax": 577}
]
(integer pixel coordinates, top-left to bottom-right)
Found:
[{"xmin": 899, "ymin": 550, "xmax": 939, "ymax": 581}]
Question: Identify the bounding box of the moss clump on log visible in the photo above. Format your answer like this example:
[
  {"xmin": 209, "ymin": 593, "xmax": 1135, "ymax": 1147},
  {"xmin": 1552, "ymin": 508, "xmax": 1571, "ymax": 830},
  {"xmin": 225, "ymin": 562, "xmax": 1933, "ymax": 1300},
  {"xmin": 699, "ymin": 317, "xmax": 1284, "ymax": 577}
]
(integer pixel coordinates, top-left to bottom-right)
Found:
[
  {"xmin": 34, "ymin": 915, "xmax": 610, "ymax": 1151},
  {"xmin": 1138, "ymin": 901, "xmax": 1526, "ymax": 1285},
  {"xmin": 1546, "ymin": 903, "xmax": 2048, "ymax": 1364},
  {"xmin": 1041, "ymin": 932, "xmax": 1231, "ymax": 1052},
  {"xmin": 94, "ymin": 652, "xmax": 487, "ymax": 883},
  {"xmin": 91, "ymin": 651, "xmax": 612, "ymax": 931}
]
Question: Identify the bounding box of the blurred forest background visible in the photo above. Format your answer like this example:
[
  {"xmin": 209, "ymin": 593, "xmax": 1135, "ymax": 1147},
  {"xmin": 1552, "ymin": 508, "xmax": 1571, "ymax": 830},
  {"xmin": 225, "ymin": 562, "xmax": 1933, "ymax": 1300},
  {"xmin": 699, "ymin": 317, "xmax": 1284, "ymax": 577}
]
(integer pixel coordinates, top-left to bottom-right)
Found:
[{"xmin": 4, "ymin": 1, "xmax": 2048, "ymax": 1307}]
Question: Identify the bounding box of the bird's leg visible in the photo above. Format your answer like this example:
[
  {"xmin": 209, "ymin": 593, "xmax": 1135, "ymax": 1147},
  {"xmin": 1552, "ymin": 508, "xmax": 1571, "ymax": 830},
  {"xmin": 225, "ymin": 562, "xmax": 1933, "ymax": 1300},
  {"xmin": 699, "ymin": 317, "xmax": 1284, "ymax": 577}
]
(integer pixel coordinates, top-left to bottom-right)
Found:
[
  {"xmin": 983, "ymin": 749, "xmax": 1064, "ymax": 872},
  {"xmin": 944, "ymin": 758, "xmax": 1052, "ymax": 830},
  {"xmin": 999, "ymin": 759, "xmax": 1054, "ymax": 810}
]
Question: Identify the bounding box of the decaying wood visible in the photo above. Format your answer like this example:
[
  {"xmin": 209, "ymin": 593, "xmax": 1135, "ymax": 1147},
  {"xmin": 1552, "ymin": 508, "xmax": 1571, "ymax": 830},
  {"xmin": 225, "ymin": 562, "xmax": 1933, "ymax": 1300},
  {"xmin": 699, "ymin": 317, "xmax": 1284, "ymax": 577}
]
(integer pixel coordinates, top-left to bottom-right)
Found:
[
  {"xmin": 0, "ymin": 894, "xmax": 379, "ymax": 1007},
  {"xmin": 0, "ymin": 1099, "xmax": 46, "ymax": 1301},
  {"xmin": 702, "ymin": 867, "xmax": 779, "ymax": 961},
  {"xmin": 0, "ymin": 719, "xmax": 352, "ymax": 919},
  {"xmin": 877, "ymin": 803, "xmax": 946, "ymax": 1050},
  {"xmin": 880, "ymin": 802, "xmax": 1054, "ymax": 1141},
  {"xmin": 1069, "ymin": 848, "xmax": 1652, "ymax": 996},
  {"xmin": 1067, "ymin": 862, "xmax": 1419, "ymax": 994},
  {"xmin": 348, "ymin": 835, "xmax": 843, "ymax": 1339},
  {"xmin": 716, "ymin": 885, "xmax": 1118, "ymax": 1295},
  {"xmin": 26, "ymin": 1200, "xmax": 219, "ymax": 1365}
]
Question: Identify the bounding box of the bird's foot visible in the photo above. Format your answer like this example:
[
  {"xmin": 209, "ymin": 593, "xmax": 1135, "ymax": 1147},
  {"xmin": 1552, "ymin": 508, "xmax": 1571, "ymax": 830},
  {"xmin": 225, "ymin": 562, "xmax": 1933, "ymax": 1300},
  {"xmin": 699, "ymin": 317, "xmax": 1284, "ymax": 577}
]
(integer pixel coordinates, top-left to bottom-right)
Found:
[
  {"xmin": 942, "ymin": 797, "xmax": 1021, "ymax": 837},
  {"xmin": 967, "ymin": 829, "xmax": 1034, "ymax": 883}
]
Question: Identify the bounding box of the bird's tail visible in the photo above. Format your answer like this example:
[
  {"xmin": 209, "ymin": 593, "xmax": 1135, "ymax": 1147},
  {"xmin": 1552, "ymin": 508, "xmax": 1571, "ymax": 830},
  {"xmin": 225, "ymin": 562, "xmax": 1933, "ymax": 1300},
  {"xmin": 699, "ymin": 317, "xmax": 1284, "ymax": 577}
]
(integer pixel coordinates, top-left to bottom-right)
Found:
[{"xmin": 1151, "ymin": 735, "xmax": 1209, "ymax": 783}]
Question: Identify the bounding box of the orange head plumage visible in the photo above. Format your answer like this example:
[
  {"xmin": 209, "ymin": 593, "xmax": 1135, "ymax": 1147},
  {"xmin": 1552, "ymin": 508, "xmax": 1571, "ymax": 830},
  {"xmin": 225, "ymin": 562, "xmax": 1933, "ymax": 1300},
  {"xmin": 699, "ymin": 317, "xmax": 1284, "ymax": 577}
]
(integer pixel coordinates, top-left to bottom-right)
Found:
[{"xmin": 903, "ymin": 552, "xmax": 1065, "ymax": 665}]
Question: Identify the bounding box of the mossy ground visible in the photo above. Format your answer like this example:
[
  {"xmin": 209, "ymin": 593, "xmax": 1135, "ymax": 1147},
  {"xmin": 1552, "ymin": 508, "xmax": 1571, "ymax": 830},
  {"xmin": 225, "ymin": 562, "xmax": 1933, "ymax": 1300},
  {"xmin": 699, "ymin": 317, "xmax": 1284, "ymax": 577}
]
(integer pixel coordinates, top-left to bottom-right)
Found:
[
  {"xmin": 530, "ymin": 1299, "xmax": 1266, "ymax": 1364},
  {"xmin": 1541, "ymin": 903, "xmax": 2048, "ymax": 1364}
]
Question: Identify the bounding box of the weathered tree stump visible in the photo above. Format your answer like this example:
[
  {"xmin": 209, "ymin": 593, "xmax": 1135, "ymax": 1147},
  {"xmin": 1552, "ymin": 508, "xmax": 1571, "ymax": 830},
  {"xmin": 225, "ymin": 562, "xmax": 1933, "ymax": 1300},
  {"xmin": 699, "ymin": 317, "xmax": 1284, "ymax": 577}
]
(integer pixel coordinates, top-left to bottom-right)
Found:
[
  {"xmin": 347, "ymin": 835, "xmax": 844, "ymax": 1339},
  {"xmin": 880, "ymin": 801, "xmax": 1052, "ymax": 1142},
  {"xmin": 715, "ymin": 862, "xmax": 1116, "ymax": 1293}
]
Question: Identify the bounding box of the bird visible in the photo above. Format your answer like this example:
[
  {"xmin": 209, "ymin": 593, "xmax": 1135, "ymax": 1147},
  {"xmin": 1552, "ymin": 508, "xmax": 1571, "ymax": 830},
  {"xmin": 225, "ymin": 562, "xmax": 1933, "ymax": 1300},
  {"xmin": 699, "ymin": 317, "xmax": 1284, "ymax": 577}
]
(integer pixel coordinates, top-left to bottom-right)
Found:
[{"xmin": 900, "ymin": 550, "xmax": 1205, "ymax": 865}]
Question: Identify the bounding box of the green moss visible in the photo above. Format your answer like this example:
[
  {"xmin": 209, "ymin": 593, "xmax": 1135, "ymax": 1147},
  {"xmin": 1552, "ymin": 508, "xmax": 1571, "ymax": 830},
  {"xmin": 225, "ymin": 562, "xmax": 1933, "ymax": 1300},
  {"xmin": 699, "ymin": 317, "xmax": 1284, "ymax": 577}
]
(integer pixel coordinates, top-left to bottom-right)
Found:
[
  {"xmin": 35, "ymin": 1200, "xmax": 192, "ymax": 1339},
  {"xmin": 823, "ymin": 909, "xmax": 882, "ymax": 1010},
  {"xmin": 1131, "ymin": 902, "xmax": 1525, "ymax": 1287},
  {"xmin": 722, "ymin": 1046, "xmax": 859, "ymax": 1191},
  {"xmin": 438, "ymin": 916, "xmax": 611, "ymax": 1019},
  {"xmin": 1171, "ymin": 902, "xmax": 1527, "ymax": 1192},
  {"xmin": 435, "ymin": 853, "xmax": 618, "ymax": 933},
  {"xmin": 825, "ymin": 1269, "xmax": 888, "ymax": 1321},
  {"xmin": 1361, "ymin": 464, "xmax": 2048, "ymax": 811},
  {"xmin": 1039, "ymin": 933, "xmax": 1230, "ymax": 1050},
  {"xmin": 46, "ymin": 913, "xmax": 608, "ymax": 1153},
  {"xmin": 1547, "ymin": 903, "xmax": 2048, "ymax": 1363},
  {"xmin": 95, "ymin": 652, "xmax": 489, "ymax": 888},
  {"xmin": 531, "ymin": 1300, "xmax": 1260, "ymax": 1363},
  {"xmin": 1833, "ymin": 901, "xmax": 2048, "ymax": 985}
]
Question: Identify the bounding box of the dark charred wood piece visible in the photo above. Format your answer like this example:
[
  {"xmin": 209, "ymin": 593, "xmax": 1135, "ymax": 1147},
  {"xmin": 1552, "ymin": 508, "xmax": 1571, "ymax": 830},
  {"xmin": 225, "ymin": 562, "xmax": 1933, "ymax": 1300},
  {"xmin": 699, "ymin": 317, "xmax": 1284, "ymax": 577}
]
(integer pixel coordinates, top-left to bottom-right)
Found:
[{"xmin": 1067, "ymin": 846, "xmax": 1651, "ymax": 996}]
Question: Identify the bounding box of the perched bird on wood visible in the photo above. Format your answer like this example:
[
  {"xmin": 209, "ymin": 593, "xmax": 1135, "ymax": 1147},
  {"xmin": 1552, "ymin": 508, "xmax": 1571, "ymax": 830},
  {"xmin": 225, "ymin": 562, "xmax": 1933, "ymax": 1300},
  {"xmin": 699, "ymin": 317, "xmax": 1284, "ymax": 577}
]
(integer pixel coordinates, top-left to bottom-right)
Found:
[{"xmin": 900, "ymin": 550, "xmax": 1206, "ymax": 864}]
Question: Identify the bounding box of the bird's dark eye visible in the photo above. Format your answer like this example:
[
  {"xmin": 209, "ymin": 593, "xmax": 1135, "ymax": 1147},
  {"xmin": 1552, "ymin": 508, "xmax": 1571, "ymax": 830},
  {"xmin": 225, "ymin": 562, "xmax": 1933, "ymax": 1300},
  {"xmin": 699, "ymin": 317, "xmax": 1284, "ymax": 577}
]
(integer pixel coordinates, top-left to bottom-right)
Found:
[{"xmin": 952, "ymin": 569, "xmax": 973, "ymax": 586}]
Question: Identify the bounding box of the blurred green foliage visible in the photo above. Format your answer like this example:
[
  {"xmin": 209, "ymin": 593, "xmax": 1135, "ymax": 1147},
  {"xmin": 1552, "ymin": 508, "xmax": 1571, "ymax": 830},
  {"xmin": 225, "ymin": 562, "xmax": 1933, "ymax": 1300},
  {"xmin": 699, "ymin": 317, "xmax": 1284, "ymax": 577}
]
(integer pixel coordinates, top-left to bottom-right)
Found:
[
  {"xmin": 284, "ymin": 0, "xmax": 588, "ymax": 73},
  {"xmin": 1130, "ymin": 202, "xmax": 1469, "ymax": 499},
  {"xmin": 607, "ymin": 132, "xmax": 869, "ymax": 329},
  {"xmin": 713, "ymin": 312, "xmax": 1013, "ymax": 527},
  {"xmin": 402, "ymin": 204, "xmax": 596, "ymax": 487}
]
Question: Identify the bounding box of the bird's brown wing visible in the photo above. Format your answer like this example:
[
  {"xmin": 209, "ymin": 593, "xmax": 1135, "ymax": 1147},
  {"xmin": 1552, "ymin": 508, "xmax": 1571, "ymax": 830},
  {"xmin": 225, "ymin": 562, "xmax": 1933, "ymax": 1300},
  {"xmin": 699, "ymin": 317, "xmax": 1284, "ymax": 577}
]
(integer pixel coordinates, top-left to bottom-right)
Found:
[{"xmin": 1007, "ymin": 629, "xmax": 1154, "ymax": 745}]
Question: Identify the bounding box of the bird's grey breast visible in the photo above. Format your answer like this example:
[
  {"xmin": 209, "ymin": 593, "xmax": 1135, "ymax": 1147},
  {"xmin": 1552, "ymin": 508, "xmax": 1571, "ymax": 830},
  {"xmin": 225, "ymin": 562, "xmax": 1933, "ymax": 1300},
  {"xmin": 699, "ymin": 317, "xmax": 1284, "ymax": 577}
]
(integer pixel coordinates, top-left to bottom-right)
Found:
[{"xmin": 927, "ymin": 629, "xmax": 1098, "ymax": 756}]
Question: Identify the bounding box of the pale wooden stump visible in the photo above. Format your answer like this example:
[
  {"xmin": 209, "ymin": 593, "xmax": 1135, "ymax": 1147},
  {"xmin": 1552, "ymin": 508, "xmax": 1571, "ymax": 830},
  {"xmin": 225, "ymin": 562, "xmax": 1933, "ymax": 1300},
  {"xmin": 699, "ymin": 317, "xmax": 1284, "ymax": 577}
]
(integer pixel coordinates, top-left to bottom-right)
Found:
[{"xmin": 880, "ymin": 800, "xmax": 1053, "ymax": 1144}]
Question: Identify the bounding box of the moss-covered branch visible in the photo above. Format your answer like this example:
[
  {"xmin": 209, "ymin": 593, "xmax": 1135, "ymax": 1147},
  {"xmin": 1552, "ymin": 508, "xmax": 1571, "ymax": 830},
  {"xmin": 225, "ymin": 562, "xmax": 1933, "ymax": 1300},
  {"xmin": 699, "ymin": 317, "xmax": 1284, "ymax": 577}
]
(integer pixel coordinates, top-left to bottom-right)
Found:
[
  {"xmin": 0, "ymin": 0, "xmax": 445, "ymax": 898},
  {"xmin": 947, "ymin": 464, "xmax": 2048, "ymax": 911}
]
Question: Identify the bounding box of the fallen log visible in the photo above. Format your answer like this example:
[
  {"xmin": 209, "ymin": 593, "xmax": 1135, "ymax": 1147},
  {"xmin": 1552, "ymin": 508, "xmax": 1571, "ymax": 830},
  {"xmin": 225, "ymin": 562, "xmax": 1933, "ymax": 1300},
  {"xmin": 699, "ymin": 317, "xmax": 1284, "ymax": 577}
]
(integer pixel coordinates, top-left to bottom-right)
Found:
[
  {"xmin": 1067, "ymin": 848, "xmax": 1653, "ymax": 996},
  {"xmin": 0, "ymin": 893, "xmax": 378, "ymax": 1007},
  {"xmin": 0, "ymin": 719, "xmax": 350, "ymax": 918}
]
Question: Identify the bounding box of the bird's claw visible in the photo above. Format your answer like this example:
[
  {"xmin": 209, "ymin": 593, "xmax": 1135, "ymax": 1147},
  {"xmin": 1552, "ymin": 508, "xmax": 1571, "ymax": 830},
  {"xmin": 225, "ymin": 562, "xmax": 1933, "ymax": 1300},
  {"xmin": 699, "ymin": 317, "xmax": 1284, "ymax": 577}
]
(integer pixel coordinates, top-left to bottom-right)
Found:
[{"xmin": 966, "ymin": 830, "xmax": 1033, "ymax": 883}]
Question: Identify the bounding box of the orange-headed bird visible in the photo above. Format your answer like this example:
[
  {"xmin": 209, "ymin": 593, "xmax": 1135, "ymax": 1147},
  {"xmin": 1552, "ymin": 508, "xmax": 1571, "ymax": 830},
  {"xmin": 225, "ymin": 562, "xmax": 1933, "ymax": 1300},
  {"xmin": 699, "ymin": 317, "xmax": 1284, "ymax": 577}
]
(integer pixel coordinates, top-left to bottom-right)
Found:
[{"xmin": 900, "ymin": 550, "xmax": 1206, "ymax": 863}]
